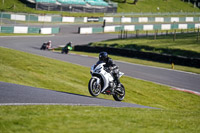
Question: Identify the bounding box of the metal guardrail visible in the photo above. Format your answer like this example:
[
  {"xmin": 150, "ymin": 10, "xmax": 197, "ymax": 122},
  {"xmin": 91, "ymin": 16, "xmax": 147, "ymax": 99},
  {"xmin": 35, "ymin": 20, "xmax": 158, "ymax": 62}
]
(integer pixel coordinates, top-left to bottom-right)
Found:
[
  {"xmin": 104, "ymin": 12, "xmax": 200, "ymax": 17},
  {"xmin": 1, "ymin": 11, "xmax": 200, "ymax": 25},
  {"xmin": 79, "ymin": 23, "xmax": 200, "ymax": 34},
  {"xmin": 0, "ymin": 26, "xmax": 60, "ymax": 34}
]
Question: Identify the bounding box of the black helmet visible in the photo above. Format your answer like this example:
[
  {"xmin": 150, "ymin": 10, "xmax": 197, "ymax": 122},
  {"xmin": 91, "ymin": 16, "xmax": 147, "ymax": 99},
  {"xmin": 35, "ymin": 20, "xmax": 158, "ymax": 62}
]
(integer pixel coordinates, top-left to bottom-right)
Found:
[{"xmin": 99, "ymin": 52, "xmax": 108, "ymax": 62}]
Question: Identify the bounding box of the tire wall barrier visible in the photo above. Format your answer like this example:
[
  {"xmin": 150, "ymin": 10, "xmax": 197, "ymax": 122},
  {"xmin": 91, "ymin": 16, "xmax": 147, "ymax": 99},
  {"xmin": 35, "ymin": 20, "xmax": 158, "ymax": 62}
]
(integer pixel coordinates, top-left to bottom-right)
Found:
[
  {"xmin": 79, "ymin": 23, "xmax": 200, "ymax": 34},
  {"xmin": 74, "ymin": 45, "xmax": 200, "ymax": 68},
  {"xmin": 1, "ymin": 12, "xmax": 200, "ymax": 23},
  {"xmin": 0, "ymin": 26, "xmax": 60, "ymax": 34}
]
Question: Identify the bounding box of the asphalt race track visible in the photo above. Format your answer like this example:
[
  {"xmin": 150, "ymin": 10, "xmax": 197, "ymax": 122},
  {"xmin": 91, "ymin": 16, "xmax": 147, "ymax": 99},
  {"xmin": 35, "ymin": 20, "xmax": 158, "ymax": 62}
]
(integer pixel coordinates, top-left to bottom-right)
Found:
[
  {"xmin": 0, "ymin": 82, "xmax": 156, "ymax": 108},
  {"xmin": 0, "ymin": 24, "xmax": 200, "ymax": 107}
]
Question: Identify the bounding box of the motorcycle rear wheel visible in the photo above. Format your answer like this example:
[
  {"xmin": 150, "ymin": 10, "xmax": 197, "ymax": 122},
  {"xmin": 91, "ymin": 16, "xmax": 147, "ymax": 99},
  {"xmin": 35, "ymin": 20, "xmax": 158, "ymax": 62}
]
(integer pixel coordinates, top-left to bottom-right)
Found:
[
  {"xmin": 113, "ymin": 84, "xmax": 125, "ymax": 101},
  {"xmin": 88, "ymin": 78, "xmax": 101, "ymax": 97}
]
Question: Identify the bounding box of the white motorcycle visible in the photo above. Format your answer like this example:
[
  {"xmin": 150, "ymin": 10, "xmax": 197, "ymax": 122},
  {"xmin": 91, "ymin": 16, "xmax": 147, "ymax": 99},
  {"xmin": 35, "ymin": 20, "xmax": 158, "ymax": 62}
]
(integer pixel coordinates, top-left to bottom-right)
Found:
[{"xmin": 88, "ymin": 61, "xmax": 125, "ymax": 101}]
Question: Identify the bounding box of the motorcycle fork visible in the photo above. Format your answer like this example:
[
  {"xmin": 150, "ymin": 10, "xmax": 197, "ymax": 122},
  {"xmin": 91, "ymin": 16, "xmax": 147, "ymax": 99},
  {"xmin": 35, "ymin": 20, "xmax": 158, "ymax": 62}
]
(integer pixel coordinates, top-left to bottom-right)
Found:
[{"xmin": 96, "ymin": 78, "xmax": 100, "ymax": 85}]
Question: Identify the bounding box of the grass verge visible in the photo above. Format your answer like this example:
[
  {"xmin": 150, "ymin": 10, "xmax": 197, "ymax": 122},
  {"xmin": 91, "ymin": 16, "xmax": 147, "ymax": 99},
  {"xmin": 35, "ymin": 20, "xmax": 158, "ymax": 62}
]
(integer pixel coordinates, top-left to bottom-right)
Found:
[
  {"xmin": 90, "ymin": 32, "xmax": 200, "ymax": 58},
  {"xmin": 0, "ymin": 105, "xmax": 199, "ymax": 133},
  {"xmin": 114, "ymin": 0, "xmax": 200, "ymax": 13},
  {"xmin": 0, "ymin": 47, "xmax": 200, "ymax": 132},
  {"xmin": 70, "ymin": 51, "xmax": 200, "ymax": 74}
]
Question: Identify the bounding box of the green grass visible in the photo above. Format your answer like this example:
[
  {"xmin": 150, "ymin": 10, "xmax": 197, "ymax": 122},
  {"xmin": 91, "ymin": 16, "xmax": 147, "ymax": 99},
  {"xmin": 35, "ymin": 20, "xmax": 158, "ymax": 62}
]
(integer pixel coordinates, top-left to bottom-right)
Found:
[
  {"xmin": 0, "ymin": 47, "xmax": 90, "ymax": 96},
  {"xmin": 0, "ymin": 47, "xmax": 200, "ymax": 132},
  {"xmin": 70, "ymin": 51, "xmax": 200, "ymax": 74},
  {"xmin": 0, "ymin": 106, "xmax": 199, "ymax": 133},
  {"xmin": 0, "ymin": 46, "xmax": 199, "ymax": 109},
  {"xmin": 90, "ymin": 32, "xmax": 200, "ymax": 58},
  {"xmin": 114, "ymin": 0, "xmax": 200, "ymax": 13}
]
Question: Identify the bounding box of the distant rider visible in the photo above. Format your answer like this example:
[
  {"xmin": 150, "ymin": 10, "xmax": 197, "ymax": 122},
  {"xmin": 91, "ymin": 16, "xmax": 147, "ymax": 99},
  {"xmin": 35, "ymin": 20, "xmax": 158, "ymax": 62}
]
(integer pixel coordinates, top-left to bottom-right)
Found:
[
  {"xmin": 46, "ymin": 40, "xmax": 52, "ymax": 49},
  {"xmin": 97, "ymin": 52, "xmax": 121, "ymax": 88},
  {"xmin": 41, "ymin": 40, "xmax": 52, "ymax": 50},
  {"xmin": 62, "ymin": 42, "xmax": 72, "ymax": 54}
]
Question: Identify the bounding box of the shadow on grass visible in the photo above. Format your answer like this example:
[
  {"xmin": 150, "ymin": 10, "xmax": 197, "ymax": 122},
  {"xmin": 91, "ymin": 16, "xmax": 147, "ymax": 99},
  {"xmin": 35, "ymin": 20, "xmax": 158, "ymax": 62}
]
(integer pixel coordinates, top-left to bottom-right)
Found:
[{"xmin": 19, "ymin": 0, "xmax": 35, "ymax": 9}]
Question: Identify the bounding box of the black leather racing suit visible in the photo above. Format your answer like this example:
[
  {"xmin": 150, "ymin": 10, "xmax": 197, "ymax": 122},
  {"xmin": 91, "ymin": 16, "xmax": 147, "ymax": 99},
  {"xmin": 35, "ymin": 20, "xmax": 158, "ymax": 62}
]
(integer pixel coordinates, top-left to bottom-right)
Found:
[{"xmin": 98, "ymin": 57, "xmax": 120, "ymax": 86}]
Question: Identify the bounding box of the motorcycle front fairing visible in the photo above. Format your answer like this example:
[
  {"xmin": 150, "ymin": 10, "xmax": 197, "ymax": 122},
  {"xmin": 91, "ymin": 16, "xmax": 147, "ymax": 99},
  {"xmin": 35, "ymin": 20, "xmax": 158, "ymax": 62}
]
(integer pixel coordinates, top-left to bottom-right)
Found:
[
  {"xmin": 90, "ymin": 63, "xmax": 114, "ymax": 93},
  {"xmin": 118, "ymin": 71, "xmax": 124, "ymax": 78}
]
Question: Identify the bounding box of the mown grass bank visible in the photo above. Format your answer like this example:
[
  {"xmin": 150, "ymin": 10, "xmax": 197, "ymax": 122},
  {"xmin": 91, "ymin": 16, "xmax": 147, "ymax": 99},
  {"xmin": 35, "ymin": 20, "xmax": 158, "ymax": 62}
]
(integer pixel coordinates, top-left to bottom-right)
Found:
[
  {"xmin": 0, "ymin": 47, "xmax": 200, "ymax": 132},
  {"xmin": 115, "ymin": 0, "xmax": 200, "ymax": 13},
  {"xmin": 90, "ymin": 32, "xmax": 200, "ymax": 58},
  {"xmin": 0, "ymin": 46, "xmax": 199, "ymax": 109},
  {"xmin": 70, "ymin": 51, "xmax": 200, "ymax": 74},
  {"xmin": 0, "ymin": 105, "xmax": 199, "ymax": 133}
]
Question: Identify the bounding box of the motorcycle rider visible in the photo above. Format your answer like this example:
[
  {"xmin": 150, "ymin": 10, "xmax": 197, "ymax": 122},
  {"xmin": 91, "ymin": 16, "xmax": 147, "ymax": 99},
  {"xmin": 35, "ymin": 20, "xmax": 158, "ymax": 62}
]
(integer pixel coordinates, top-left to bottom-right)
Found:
[
  {"xmin": 62, "ymin": 41, "xmax": 72, "ymax": 54},
  {"xmin": 46, "ymin": 40, "xmax": 52, "ymax": 49},
  {"xmin": 66, "ymin": 42, "xmax": 72, "ymax": 50},
  {"xmin": 98, "ymin": 51, "xmax": 121, "ymax": 88},
  {"xmin": 40, "ymin": 40, "xmax": 51, "ymax": 50}
]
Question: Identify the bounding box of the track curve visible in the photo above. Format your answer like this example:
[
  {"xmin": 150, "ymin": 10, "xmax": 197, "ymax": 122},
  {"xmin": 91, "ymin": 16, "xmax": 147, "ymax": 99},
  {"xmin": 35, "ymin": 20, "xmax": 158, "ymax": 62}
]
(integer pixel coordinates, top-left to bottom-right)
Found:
[
  {"xmin": 0, "ymin": 82, "xmax": 156, "ymax": 108},
  {"xmin": 0, "ymin": 24, "xmax": 200, "ymax": 98}
]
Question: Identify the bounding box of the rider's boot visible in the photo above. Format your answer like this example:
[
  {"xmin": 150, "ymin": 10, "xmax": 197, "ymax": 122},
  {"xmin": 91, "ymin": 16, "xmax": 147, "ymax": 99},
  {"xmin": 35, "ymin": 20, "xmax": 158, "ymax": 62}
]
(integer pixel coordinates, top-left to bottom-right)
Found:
[
  {"xmin": 116, "ymin": 84, "xmax": 121, "ymax": 92},
  {"xmin": 115, "ymin": 78, "xmax": 121, "ymax": 92}
]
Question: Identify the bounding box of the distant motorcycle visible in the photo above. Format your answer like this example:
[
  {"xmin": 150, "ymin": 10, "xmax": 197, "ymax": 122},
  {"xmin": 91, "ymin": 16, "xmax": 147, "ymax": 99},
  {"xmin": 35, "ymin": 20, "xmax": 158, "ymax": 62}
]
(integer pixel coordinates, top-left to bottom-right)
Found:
[
  {"xmin": 40, "ymin": 41, "xmax": 51, "ymax": 50},
  {"xmin": 61, "ymin": 45, "xmax": 72, "ymax": 54},
  {"xmin": 40, "ymin": 43, "xmax": 48, "ymax": 50},
  {"xmin": 88, "ymin": 61, "xmax": 125, "ymax": 101}
]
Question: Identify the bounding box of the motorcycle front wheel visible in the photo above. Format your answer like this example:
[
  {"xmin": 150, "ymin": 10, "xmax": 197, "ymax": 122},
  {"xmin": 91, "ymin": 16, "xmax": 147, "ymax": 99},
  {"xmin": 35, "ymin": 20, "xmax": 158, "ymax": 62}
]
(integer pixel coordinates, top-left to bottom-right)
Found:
[
  {"xmin": 113, "ymin": 84, "xmax": 125, "ymax": 101},
  {"xmin": 88, "ymin": 78, "xmax": 101, "ymax": 97}
]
